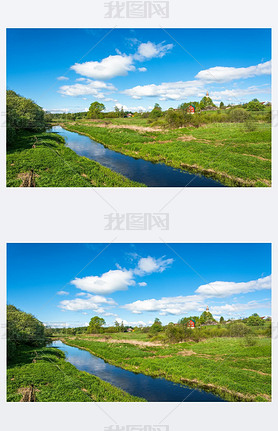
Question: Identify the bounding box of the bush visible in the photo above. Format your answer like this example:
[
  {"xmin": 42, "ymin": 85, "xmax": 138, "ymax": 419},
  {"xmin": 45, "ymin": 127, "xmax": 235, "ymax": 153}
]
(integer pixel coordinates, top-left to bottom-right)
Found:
[
  {"xmin": 7, "ymin": 305, "xmax": 46, "ymax": 361},
  {"xmin": 228, "ymin": 108, "xmax": 250, "ymax": 123},
  {"xmin": 229, "ymin": 322, "xmax": 250, "ymax": 337},
  {"xmin": 165, "ymin": 323, "xmax": 184, "ymax": 342},
  {"xmin": 6, "ymin": 90, "xmax": 46, "ymax": 145},
  {"xmin": 242, "ymin": 333, "xmax": 257, "ymax": 347},
  {"xmin": 165, "ymin": 110, "xmax": 184, "ymax": 128}
]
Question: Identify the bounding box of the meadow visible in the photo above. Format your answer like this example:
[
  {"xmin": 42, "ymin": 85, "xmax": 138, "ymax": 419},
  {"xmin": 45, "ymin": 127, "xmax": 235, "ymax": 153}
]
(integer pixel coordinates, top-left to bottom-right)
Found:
[
  {"xmin": 61, "ymin": 333, "xmax": 271, "ymax": 402},
  {"xmin": 6, "ymin": 130, "xmax": 143, "ymax": 187},
  {"xmin": 7, "ymin": 344, "xmax": 145, "ymax": 402},
  {"xmin": 62, "ymin": 119, "xmax": 271, "ymax": 187}
]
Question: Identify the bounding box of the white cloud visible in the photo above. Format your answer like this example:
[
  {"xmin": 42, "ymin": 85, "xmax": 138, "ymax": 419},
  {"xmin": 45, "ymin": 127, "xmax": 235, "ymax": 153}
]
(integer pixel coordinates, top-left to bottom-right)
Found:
[
  {"xmin": 57, "ymin": 76, "xmax": 69, "ymax": 81},
  {"xmin": 134, "ymin": 256, "xmax": 173, "ymax": 275},
  {"xmin": 59, "ymin": 294, "xmax": 116, "ymax": 311},
  {"xmin": 58, "ymin": 80, "xmax": 116, "ymax": 97},
  {"xmin": 195, "ymin": 275, "xmax": 271, "ymax": 298},
  {"xmin": 134, "ymin": 42, "xmax": 173, "ymax": 61},
  {"xmin": 209, "ymin": 86, "xmax": 270, "ymax": 102},
  {"xmin": 195, "ymin": 60, "xmax": 271, "ymax": 83},
  {"xmin": 57, "ymin": 290, "xmax": 69, "ymax": 295},
  {"xmin": 123, "ymin": 295, "xmax": 204, "ymax": 315},
  {"xmin": 71, "ymin": 55, "xmax": 135, "ymax": 80},
  {"xmin": 115, "ymin": 102, "xmax": 148, "ymax": 112},
  {"xmin": 138, "ymin": 282, "xmax": 147, "ymax": 286},
  {"xmin": 123, "ymin": 80, "xmax": 204, "ymax": 100},
  {"xmin": 209, "ymin": 300, "xmax": 270, "ymax": 317},
  {"xmin": 122, "ymin": 275, "xmax": 271, "ymax": 316},
  {"xmin": 115, "ymin": 317, "xmax": 147, "ymax": 327},
  {"xmin": 138, "ymin": 67, "xmax": 147, "ymax": 72},
  {"xmin": 70, "ymin": 269, "xmax": 135, "ymax": 294}
]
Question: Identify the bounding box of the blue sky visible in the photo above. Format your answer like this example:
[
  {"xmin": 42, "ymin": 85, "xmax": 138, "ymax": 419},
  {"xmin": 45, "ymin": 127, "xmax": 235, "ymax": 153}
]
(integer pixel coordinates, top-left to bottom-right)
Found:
[
  {"xmin": 7, "ymin": 29, "xmax": 271, "ymax": 113},
  {"xmin": 7, "ymin": 243, "xmax": 271, "ymax": 328}
]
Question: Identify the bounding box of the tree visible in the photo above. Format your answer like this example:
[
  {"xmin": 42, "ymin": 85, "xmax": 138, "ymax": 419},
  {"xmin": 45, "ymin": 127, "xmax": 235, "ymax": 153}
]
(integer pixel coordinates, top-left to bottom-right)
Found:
[
  {"xmin": 199, "ymin": 310, "xmax": 216, "ymax": 325},
  {"xmin": 246, "ymin": 313, "xmax": 264, "ymax": 326},
  {"xmin": 150, "ymin": 318, "xmax": 163, "ymax": 335},
  {"xmin": 87, "ymin": 101, "xmax": 105, "ymax": 119},
  {"xmin": 87, "ymin": 316, "xmax": 106, "ymax": 333},
  {"xmin": 199, "ymin": 96, "xmax": 216, "ymax": 110},
  {"xmin": 6, "ymin": 90, "xmax": 46, "ymax": 145},
  {"xmin": 149, "ymin": 103, "xmax": 163, "ymax": 119},
  {"xmin": 246, "ymin": 99, "xmax": 265, "ymax": 111},
  {"xmin": 219, "ymin": 316, "xmax": 225, "ymax": 324},
  {"xmin": 7, "ymin": 305, "xmax": 46, "ymax": 361},
  {"xmin": 219, "ymin": 101, "xmax": 225, "ymax": 109}
]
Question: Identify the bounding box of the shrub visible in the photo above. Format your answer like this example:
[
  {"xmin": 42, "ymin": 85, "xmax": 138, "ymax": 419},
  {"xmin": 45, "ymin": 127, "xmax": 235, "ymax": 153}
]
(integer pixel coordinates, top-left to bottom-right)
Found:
[
  {"xmin": 229, "ymin": 322, "xmax": 250, "ymax": 337},
  {"xmin": 165, "ymin": 323, "xmax": 184, "ymax": 342},
  {"xmin": 228, "ymin": 108, "xmax": 250, "ymax": 123}
]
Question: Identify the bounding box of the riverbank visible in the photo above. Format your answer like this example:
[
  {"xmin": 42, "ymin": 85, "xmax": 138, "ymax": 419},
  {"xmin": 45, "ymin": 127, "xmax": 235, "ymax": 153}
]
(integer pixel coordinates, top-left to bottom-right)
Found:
[
  {"xmin": 61, "ymin": 335, "xmax": 271, "ymax": 402},
  {"xmin": 6, "ymin": 130, "xmax": 143, "ymax": 187},
  {"xmin": 7, "ymin": 345, "xmax": 145, "ymax": 402},
  {"xmin": 61, "ymin": 119, "xmax": 271, "ymax": 187}
]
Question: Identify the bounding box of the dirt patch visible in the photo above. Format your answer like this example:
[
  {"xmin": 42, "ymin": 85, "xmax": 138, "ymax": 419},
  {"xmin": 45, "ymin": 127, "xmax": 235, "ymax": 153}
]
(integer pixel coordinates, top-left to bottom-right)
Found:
[
  {"xmin": 177, "ymin": 350, "xmax": 196, "ymax": 357},
  {"xmin": 18, "ymin": 385, "xmax": 37, "ymax": 402},
  {"xmin": 242, "ymin": 153, "xmax": 270, "ymax": 162},
  {"xmin": 242, "ymin": 368, "xmax": 271, "ymax": 376},
  {"xmin": 79, "ymin": 336, "xmax": 165, "ymax": 347},
  {"xmin": 177, "ymin": 135, "xmax": 196, "ymax": 142},
  {"xmin": 17, "ymin": 171, "xmax": 39, "ymax": 187},
  {"xmin": 87, "ymin": 121, "xmax": 164, "ymax": 132}
]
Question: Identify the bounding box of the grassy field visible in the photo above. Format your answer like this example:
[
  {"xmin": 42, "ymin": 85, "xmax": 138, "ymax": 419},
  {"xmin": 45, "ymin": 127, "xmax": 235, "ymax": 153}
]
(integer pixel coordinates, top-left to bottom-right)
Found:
[
  {"xmin": 7, "ymin": 345, "xmax": 145, "ymax": 402},
  {"xmin": 6, "ymin": 131, "xmax": 144, "ymax": 187},
  {"xmin": 62, "ymin": 334, "xmax": 271, "ymax": 402},
  {"xmin": 63, "ymin": 119, "xmax": 271, "ymax": 187}
]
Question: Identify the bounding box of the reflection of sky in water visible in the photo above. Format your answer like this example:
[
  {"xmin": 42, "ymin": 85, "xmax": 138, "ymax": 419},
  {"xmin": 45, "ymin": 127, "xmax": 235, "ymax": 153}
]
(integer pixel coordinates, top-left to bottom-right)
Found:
[
  {"xmin": 49, "ymin": 126, "xmax": 224, "ymax": 187},
  {"xmin": 52, "ymin": 340, "xmax": 225, "ymax": 402}
]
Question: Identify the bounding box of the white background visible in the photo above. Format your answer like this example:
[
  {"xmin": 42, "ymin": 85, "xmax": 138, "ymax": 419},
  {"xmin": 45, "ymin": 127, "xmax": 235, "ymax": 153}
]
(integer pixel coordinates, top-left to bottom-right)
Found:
[{"xmin": 0, "ymin": 0, "xmax": 277, "ymax": 430}]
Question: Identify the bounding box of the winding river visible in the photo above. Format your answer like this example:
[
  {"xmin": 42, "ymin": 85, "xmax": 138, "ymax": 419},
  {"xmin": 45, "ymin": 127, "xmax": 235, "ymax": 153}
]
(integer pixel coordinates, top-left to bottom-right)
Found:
[
  {"xmin": 51, "ymin": 340, "xmax": 225, "ymax": 402},
  {"xmin": 49, "ymin": 125, "xmax": 224, "ymax": 187}
]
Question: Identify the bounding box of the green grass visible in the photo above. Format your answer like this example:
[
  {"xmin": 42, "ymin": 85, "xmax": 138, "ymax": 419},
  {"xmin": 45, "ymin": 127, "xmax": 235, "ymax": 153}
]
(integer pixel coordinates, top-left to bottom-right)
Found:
[
  {"xmin": 62, "ymin": 335, "xmax": 271, "ymax": 401},
  {"xmin": 7, "ymin": 345, "xmax": 145, "ymax": 402},
  {"xmin": 63, "ymin": 120, "xmax": 271, "ymax": 187},
  {"xmin": 6, "ymin": 131, "xmax": 144, "ymax": 187}
]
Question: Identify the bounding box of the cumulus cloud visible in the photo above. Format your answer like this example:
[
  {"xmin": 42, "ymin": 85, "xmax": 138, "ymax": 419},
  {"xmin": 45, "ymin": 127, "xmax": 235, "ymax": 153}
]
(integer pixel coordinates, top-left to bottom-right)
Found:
[
  {"xmin": 123, "ymin": 295, "xmax": 204, "ymax": 315},
  {"xmin": 122, "ymin": 275, "xmax": 271, "ymax": 316},
  {"xmin": 134, "ymin": 42, "xmax": 173, "ymax": 61},
  {"xmin": 70, "ymin": 269, "xmax": 135, "ymax": 295},
  {"xmin": 138, "ymin": 67, "xmax": 147, "ymax": 72},
  {"xmin": 57, "ymin": 290, "xmax": 69, "ymax": 295},
  {"xmin": 195, "ymin": 60, "xmax": 271, "ymax": 83},
  {"xmin": 138, "ymin": 282, "xmax": 147, "ymax": 286},
  {"xmin": 58, "ymin": 80, "xmax": 116, "ymax": 97},
  {"xmin": 59, "ymin": 294, "xmax": 116, "ymax": 311},
  {"xmin": 57, "ymin": 76, "xmax": 69, "ymax": 81},
  {"xmin": 195, "ymin": 275, "xmax": 271, "ymax": 297},
  {"xmin": 114, "ymin": 103, "xmax": 148, "ymax": 112},
  {"xmin": 71, "ymin": 55, "xmax": 135, "ymax": 80},
  {"xmin": 209, "ymin": 300, "xmax": 270, "ymax": 316},
  {"xmin": 123, "ymin": 80, "xmax": 204, "ymax": 100},
  {"xmin": 134, "ymin": 256, "xmax": 173, "ymax": 275},
  {"xmin": 115, "ymin": 317, "xmax": 147, "ymax": 327}
]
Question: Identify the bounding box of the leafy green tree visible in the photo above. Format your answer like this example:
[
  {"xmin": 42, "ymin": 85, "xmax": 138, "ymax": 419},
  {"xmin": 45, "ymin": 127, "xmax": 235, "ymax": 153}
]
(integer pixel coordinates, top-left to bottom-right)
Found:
[
  {"xmin": 199, "ymin": 310, "xmax": 216, "ymax": 325},
  {"xmin": 7, "ymin": 305, "xmax": 46, "ymax": 361},
  {"xmin": 219, "ymin": 316, "xmax": 225, "ymax": 324},
  {"xmin": 219, "ymin": 101, "xmax": 225, "ymax": 109},
  {"xmin": 149, "ymin": 103, "xmax": 163, "ymax": 119},
  {"xmin": 165, "ymin": 323, "xmax": 184, "ymax": 343},
  {"xmin": 246, "ymin": 313, "xmax": 264, "ymax": 326},
  {"xmin": 199, "ymin": 96, "xmax": 216, "ymax": 110},
  {"xmin": 6, "ymin": 90, "xmax": 46, "ymax": 145},
  {"xmin": 246, "ymin": 99, "xmax": 265, "ymax": 111},
  {"xmin": 150, "ymin": 318, "xmax": 163, "ymax": 335},
  {"xmin": 87, "ymin": 316, "xmax": 106, "ymax": 333},
  {"xmin": 87, "ymin": 101, "xmax": 105, "ymax": 119}
]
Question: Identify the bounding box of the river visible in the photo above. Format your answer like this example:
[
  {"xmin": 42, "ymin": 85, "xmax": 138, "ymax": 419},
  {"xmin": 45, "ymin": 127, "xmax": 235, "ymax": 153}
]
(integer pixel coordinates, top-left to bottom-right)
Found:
[
  {"xmin": 51, "ymin": 340, "xmax": 225, "ymax": 402},
  {"xmin": 49, "ymin": 126, "xmax": 225, "ymax": 187}
]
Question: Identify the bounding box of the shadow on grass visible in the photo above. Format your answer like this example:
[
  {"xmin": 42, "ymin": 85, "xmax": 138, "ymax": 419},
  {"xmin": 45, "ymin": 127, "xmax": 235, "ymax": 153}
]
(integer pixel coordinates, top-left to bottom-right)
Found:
[
  {"xmin": 7, "ymin": 345, "xmax": 64, "ymax": 368},
  {"xmin": 7, "ymin": 132, "xmax": 64, "ymax": 154}
]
